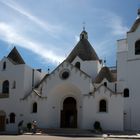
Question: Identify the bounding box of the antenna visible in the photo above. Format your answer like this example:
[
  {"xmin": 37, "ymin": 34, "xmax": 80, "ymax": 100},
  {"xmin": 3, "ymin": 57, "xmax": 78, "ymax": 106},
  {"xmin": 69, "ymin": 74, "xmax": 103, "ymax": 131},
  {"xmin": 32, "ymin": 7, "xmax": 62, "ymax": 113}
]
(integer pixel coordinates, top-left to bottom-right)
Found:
[
  {"xmin": 82, "ymin": 21, "xmax": 86, "ymax": 31},
  {"xmin": 47, "ymin": 67, "xmax": 50, "ymax": 74},
  {"xmin": 104, "ymin": 57, "xmax": 106, "ymax": 66}
]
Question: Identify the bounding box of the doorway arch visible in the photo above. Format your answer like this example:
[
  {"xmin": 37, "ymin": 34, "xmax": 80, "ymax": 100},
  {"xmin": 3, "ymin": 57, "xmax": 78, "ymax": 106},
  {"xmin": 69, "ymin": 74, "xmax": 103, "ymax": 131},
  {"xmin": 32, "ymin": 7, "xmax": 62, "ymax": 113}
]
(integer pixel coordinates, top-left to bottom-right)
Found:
[{"xmin": 60, "ymin": 97, "xmax": 77, "ymax": 128}]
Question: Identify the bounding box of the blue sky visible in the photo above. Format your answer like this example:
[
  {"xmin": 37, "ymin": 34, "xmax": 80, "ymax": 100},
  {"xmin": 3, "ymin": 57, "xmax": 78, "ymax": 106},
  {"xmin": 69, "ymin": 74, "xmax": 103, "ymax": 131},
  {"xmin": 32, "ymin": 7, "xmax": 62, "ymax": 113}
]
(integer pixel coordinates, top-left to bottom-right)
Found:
[{"xmin": 0, "ymin": 0, "xmax": 139, "ymax": 71}]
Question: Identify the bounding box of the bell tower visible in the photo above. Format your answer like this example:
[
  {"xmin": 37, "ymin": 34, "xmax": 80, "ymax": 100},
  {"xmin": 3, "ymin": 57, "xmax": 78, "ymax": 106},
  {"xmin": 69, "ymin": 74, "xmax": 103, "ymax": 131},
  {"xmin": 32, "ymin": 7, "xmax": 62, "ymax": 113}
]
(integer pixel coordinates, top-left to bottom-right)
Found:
[{"xmin": 80, "ymin": 26, "xmax": 88, "ymax": 40}]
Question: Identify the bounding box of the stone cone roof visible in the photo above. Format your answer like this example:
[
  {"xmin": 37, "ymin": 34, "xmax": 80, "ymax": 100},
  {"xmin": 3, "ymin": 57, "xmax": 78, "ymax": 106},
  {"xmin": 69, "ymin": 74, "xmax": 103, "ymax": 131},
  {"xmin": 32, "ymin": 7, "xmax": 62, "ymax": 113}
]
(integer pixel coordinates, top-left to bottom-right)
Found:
[
  {"xmin": 128, "ymin": 9, "xmax": 140, "ymax": 33},
  {"xmin": 94, "ymin": 67, "xmax": 116, "ymax": 83},
  {"xmin": 66, "ymin": 38, "xmax": 99, "ymax": 63},
  {"xmin": 7, "ymin": 47, "xmax": 25, "ymax": 64},
  {"xmin": 128, "ymin": 18, "xmax": 140, "ymax": 33}
]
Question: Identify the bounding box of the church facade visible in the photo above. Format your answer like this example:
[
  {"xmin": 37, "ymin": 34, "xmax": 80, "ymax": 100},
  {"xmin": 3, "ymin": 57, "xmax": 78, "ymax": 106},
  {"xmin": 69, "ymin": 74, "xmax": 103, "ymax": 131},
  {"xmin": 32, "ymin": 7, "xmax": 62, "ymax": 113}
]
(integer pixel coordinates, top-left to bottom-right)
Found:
[{"xmin": 0, "ymin": 11, "xmax": 140, "ymax": 132}]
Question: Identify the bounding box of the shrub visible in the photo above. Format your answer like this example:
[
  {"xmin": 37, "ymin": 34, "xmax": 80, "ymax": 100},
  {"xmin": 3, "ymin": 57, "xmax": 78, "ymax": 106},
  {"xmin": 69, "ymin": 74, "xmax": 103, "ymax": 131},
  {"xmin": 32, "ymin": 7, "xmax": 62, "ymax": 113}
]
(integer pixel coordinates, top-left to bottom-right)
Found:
[
  {"xmin": 94, "ymin": 121, "xmax": 102, "ymax": 131},
  {"xmin": 27, "ymin": 122, "xmax": 32, "ymax": 131}
]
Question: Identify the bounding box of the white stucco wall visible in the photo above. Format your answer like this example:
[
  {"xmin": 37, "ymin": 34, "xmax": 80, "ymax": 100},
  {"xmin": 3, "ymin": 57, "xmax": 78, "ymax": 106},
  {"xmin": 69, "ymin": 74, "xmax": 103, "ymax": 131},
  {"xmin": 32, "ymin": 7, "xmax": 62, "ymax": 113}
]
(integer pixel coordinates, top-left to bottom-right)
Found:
[
  {"xmin": 23, "ymin": 66, "xmax": 45, "ymax": 93},
  {"xmin": 0, "ymin": 57, "xmax": 45, "ymax": 132},
  {"xmin": 126, "ymin": 60, "xmax": 140, "ymax": 130},
  {"xmin": 19, "ymin": 61, "xmax": 91, "ymax": 129},
  {"xmin": 117, "ymin": 22, "xmax": 140, "ymax": 130},
  {"xmin": 21, "ymin": 61, "xmax": 123, "ymax": 131},
  {"xmin": 127, "ymin": 25, "xmax": 140, "ymax": 60},
  {"xmin": 72, "ymin": 56, "xmax": 102, "ymax": 80},
  {"xmin": 2, "ymin": 15, "xmax": 140, "ymax": 132},
  {"xmin": 82, "ymin": 86, "xmax": 123, "ymax": 131}
]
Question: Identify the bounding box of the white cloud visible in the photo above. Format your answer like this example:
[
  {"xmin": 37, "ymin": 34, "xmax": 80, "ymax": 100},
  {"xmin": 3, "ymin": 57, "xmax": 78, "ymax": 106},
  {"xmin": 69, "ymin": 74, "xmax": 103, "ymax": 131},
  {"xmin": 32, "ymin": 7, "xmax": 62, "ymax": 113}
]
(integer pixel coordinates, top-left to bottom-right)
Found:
[
  {"xmin": 0, "ymin": 1, "xmax": 129, "ymax": 67},
  {"xmin": 99, "ymin": 10, "xmax": 129, "ymax": 36},
  {"xmin": 91, "ymin": 8, "xmax": 128, "ymax": 36},
  {"xmin": 107, "ymin": 15, "xmax": 129, "ymax": 36},
  {"xmin": 74, "ymin": 35, "xmax": 79, "ymax": 43},
  {"xmin": 0, "ymin": 22, "xmax": 65, "ymax": 64},
  {"xmin": 0, "ymin": 0, "xmax": 63, "ymax": 35},
  {"xmin": 93, "ymin": 39, "xmax": 113, "ymax": 56}
]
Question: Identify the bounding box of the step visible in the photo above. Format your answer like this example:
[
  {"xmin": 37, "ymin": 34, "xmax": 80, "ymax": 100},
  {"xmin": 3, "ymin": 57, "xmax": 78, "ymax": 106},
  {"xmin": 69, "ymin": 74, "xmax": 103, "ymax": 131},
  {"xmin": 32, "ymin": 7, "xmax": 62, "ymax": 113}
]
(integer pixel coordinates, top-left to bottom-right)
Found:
[{"xmin": 46, "ymin": 128, "xmax": 93, "ymax": 135}]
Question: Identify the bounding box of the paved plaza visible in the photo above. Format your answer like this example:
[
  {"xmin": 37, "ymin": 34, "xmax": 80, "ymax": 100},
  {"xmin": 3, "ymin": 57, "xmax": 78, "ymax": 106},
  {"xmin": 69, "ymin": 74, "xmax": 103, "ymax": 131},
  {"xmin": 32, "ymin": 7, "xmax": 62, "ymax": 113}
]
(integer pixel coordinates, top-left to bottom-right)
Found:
[{"xmin": 0, "ymin": 135, "xmax": 140, "ymax": 140}]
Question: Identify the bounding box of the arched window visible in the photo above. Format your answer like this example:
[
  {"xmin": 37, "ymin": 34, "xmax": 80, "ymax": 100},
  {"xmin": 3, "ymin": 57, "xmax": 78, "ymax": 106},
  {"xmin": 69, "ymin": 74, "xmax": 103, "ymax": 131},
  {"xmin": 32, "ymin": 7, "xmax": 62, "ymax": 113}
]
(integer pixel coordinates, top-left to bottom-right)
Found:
[
  {"xmin": 9, "ymin": 113, "xmax": 15, "ymax": 123},
  {"xmin": 2, "ymin": 80, "xmax": 9, "ymax": 94},
  {"xmin": 124, "ymin": 88, "xmax": 129, "ymax": 97},
  {"xmin": 3, "ymin": 62, "xmax": 6, "ymax": 70},
  {"xmin": 82, "ymin": 34, "xmax": 84, "ymax": 39},
  {"xmin": 135, "ymin": 40, "xmax": 140, "ymax": 55},
  {"xmin": 104, "ymin": 82, "xmax": 107, "ymax": 87},
  {"xmin": 99, "ymin": 99, "xmax": 107, "ymax": 112},
  {"xmin": 32, "ymin": 102, "xmax": 37, "ymax": 113},
  {"xmin": 75, "ymin": 62, "xmax": 80, "ymax": 69}
]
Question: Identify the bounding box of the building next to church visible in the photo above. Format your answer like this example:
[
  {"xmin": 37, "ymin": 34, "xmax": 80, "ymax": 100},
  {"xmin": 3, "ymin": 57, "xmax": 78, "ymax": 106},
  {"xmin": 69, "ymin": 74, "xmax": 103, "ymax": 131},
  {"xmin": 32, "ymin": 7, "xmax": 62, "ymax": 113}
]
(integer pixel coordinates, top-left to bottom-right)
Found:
[{"xmin": 0, "ymin": 10, "xmax": 140, "ymax": 133}]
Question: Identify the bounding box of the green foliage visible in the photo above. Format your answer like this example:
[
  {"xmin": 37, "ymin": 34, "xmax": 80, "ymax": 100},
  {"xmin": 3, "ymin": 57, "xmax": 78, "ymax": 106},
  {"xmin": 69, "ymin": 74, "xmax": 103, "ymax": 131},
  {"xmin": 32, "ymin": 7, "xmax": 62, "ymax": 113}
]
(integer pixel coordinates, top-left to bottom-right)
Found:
[
  {"xmin": 27, "ymin": 122, "xmax": 32, "ymax": 131},
  {"xmin": 94, "ymin": 121, "xmax": 102, "ymax": 131}
]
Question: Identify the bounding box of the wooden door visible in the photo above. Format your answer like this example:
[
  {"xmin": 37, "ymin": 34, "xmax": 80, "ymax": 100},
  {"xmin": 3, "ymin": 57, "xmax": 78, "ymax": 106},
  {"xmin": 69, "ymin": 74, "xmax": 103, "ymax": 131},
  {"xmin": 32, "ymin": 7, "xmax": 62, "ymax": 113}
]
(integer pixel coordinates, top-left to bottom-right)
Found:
[
  {"xmin": 0, "ymin": 116, "xmax": 5, "ymax": 131},
  {"xmin": 60, "ymin": 97, "xmax": 77, "ymax": 128}
]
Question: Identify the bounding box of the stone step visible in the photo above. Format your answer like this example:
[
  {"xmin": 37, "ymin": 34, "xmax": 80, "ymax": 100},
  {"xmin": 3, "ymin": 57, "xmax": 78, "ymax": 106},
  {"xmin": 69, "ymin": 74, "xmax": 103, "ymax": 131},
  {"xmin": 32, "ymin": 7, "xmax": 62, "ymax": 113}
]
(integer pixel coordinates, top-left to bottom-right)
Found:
[{"xmin": 46, "ymin": 128, "xmax": 93, "ymax": 135}]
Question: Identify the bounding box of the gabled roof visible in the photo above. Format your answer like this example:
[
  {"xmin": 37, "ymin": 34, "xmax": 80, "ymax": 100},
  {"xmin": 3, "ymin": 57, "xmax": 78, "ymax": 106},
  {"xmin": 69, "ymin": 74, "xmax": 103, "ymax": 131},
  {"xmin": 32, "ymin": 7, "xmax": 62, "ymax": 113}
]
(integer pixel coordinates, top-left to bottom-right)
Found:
[
  {"xmin": 7, "ymin": 47, "xmax": 25, "ymax": 64},
  {"xmin": 66, "ymin": 30, "xmax": 99, "ymax": 63},
  {"xmin": 128, "ymin": 18, "xmax": 140, "ymax": 33},
  {"xmin": 22, "ymin": 60, "xmax": 92, "ymax": 100},
  {"xmin": 92, "ymin": 83, "xmax": 122, "ymax": 95},
  {"xmin": 36, "ymin": 60, "xmax": 91, "ymax": 88},
  {"xmin": 21, "ymin": 89, "xmax": 47, "ymax": 100},
  {"xmin": 35, "ymin": 74, "xmax": 49, "ymax": 88},
  {"xmin": 128, "ymin": 9, "xmax": 140, "ymax": 33},
  {"xmin": 94, "ymin": 67, "xmax": 116, "ymax": 83}
]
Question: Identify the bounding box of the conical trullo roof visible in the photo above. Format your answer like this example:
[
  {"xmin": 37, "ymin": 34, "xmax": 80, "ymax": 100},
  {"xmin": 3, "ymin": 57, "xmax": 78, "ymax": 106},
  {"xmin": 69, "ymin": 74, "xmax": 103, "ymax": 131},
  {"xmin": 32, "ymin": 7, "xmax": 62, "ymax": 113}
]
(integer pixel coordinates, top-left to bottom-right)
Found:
[
  {"xmin": 94, "ymin": 67, "xmax": 116, "ymax": 83},
  {"xmin": 66, "ymin": 30, "xmax": 99, "ymax": 63},
  {"xmin": 7, "ymin": 47, "xmax": 25, "ymax": 64},
  {"xmin": 128, "ymin": 9, "xmax": 140, "ymax": 33}
]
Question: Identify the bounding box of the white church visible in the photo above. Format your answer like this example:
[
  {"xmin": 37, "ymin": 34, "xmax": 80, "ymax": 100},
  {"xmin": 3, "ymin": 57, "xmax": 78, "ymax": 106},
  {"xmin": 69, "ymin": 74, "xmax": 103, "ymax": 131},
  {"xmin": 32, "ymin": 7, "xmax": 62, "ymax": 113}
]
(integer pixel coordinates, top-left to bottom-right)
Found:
[{"xmin": 0, "ymin": 10, "xmax": 140, "ymax": 133}]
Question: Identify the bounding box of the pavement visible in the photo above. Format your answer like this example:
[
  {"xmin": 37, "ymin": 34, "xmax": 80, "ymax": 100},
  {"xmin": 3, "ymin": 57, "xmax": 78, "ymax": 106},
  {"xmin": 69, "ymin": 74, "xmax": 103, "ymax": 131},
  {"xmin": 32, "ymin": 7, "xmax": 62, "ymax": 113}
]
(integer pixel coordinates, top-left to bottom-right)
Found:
[
  {"xmin": 0, "ymin": 135, "xmax": 140, "ymax": 140},
  {"xmin": 22, "ymin": 132, "xmax": 140, "ymax": 139},
  {"xmin": 1, "ymin": 130, "xmax": 140, "ymax": 139}
]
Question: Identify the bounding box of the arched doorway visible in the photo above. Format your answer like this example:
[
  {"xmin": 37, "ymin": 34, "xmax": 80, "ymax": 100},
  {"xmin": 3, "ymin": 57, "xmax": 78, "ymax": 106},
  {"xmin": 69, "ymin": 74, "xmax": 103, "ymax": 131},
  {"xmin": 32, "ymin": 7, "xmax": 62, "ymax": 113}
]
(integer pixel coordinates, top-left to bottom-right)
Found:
[
  {"xmin": 60, "ymin": 97, "xmax": 77, "ymax": 128},
  {"xmin": 0, "ymin": 111, "xmax": 6, "ymax": 131}
]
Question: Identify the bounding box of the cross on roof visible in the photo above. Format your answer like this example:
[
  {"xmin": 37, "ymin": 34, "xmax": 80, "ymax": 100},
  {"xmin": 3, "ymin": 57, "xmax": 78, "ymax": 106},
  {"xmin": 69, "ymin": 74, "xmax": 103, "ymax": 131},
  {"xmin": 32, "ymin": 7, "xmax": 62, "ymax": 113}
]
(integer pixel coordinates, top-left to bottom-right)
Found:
[{"xmin": 83, "ymin": 21, "xmax": 86, "ymax": 31}]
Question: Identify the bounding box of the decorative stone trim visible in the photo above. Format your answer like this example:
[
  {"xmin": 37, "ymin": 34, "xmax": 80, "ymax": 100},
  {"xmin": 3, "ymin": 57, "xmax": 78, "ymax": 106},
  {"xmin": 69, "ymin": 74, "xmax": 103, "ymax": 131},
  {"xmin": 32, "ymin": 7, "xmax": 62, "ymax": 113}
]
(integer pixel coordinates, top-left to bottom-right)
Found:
[{"xmin": 59, "ymin": 69, "xmax": 70, "ymax": 80}]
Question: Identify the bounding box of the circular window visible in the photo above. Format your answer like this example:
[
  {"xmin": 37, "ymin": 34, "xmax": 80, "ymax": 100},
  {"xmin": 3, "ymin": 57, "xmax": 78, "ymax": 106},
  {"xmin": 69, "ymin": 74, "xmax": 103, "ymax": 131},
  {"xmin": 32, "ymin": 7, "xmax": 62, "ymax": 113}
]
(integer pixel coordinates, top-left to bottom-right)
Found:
[{"xmin": 60, "ymin": 69, "xmax": 70, "ymax": 80}]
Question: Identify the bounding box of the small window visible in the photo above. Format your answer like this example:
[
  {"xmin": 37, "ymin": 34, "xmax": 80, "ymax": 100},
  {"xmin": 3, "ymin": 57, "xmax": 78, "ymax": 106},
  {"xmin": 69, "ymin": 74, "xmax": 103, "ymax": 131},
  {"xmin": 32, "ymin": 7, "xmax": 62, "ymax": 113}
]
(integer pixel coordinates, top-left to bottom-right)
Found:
[
  {"xmin": 12, "ymin": 81, "xmax": 16, "ymax": 89},
  {"xmin": 61, "ymin": 71, "xmax": 69, "ymax": 79},
  {"xmin": 124, "ymin": 88, "xmax": 129, "ymax": 97},
  {"xmin": 104, "ymin": 82, "xmax": 107, "ymax": 87},
  {"xmin": 32, "ymin": 102, "xmax": 37, "ymax": 113},
  {"xmin": 75, "ymin": 62, "xmax": 80, "ymax": 69},
  {"xmin": 3, "ymin": 62, "xmax": 6, "ymax": 70},
  {"xmin": 99, "ymin": 99, "xmax": 107, "ymax": 112},
  {"xmin": 60, "ymin": 69, "xmax": 70, "ymax": 80},
  {"xmin": 135, "ymin": 40, "xmax": 140, "ymax": 55},
  {"xmin": 2, "ymin": 80, "xmax": 9, "ymax": 94},
  {"xmin": 9, "ymin": 113, "xmax": 15, "ymax": 123}
]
